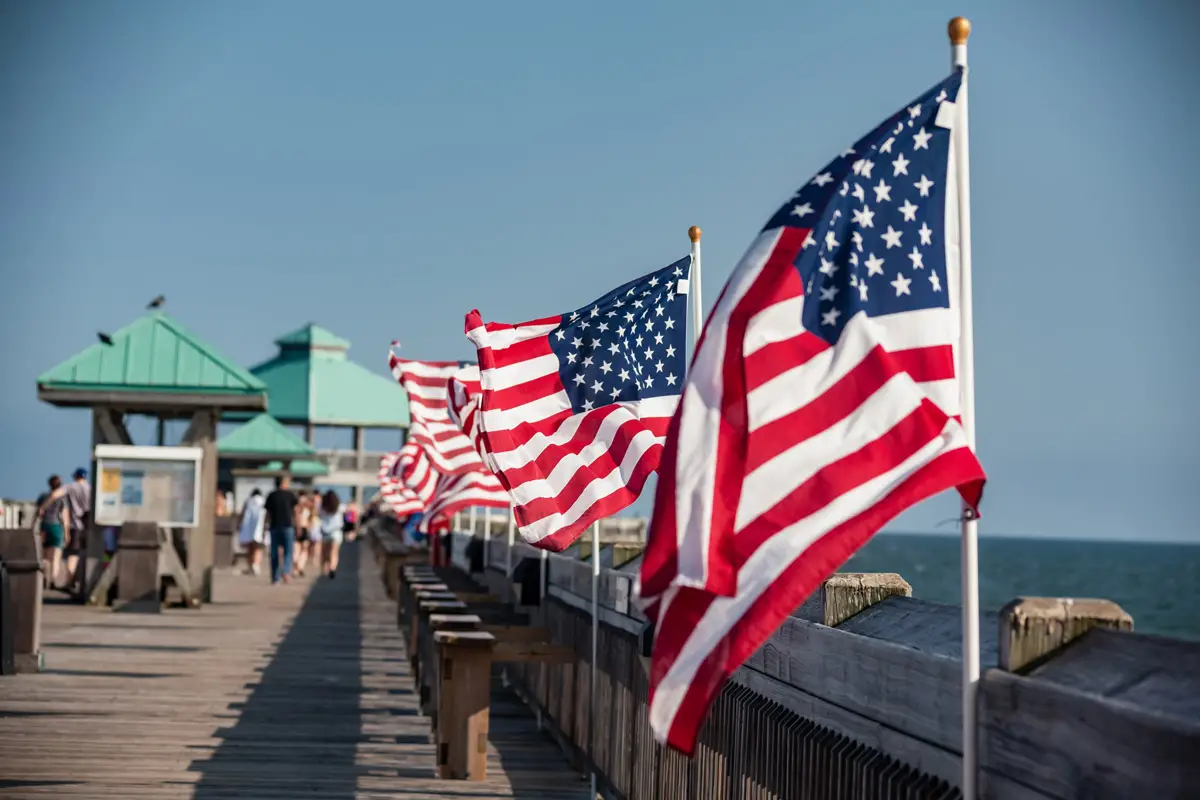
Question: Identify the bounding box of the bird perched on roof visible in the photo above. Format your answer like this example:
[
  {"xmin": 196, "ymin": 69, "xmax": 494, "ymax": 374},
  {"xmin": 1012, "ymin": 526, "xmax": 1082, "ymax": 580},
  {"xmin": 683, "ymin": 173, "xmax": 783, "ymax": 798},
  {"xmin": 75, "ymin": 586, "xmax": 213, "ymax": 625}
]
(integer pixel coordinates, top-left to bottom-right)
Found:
[
  {"xmin": 147, "ymin": 295, "xmax": 165, "ymax": 309},
  {"xmin": 97, "ymin": 332, "xmax": 114, "ymax": 346}
]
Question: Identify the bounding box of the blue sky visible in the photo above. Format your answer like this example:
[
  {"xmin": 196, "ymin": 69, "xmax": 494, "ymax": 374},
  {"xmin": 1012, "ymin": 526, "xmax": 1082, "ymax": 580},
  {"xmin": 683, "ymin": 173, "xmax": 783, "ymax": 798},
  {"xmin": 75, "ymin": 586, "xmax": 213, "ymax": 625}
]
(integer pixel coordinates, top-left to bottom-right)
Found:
[{"xmin": 1, "ymin": 1, "xmax": 1196, "ymax": 542}]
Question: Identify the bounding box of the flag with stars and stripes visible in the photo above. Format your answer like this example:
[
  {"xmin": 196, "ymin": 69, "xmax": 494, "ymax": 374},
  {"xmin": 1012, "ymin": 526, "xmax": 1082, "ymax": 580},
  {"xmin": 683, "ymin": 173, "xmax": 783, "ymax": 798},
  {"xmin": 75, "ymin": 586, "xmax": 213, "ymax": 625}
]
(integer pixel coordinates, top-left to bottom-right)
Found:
[
  {"xmin": 377, "ymin": 442, "xmax": 435, "ymax": 517},
  {"xmin": 388, "ymin": 355, "xmax": 486, "ymax": 476},
  {"xmin": 447, "ymin": 374, "xmax": 490, "ymax": 464},
  {"xmin": 420, "ymin": 469, "xmax": 510, "ymax": 532},
  {"xmin": 637, "ymin": 71, "xmax": 987, "ymax": 754},
  {"xmin": 464, "ymin": 256, "xmax": 691, "ymax": 551}
]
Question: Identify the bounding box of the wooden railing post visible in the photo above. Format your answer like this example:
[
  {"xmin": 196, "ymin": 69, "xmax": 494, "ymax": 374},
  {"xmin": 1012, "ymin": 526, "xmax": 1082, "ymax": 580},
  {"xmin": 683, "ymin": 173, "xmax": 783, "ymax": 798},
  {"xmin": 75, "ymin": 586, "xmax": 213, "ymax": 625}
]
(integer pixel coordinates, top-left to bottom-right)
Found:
[
  {"xmin": 998, "ymin": 597, "xmax": 1133, "ymax": 672},
  {"xmin": 0, "ymin": 529, "xmax": 43, "ymax": 672},
  {"xmin": 417, "ymin": 598, "xmax": 467, "ymax": 712},
  {"xmin": 435, "ymin": 629, "xmax": 497, "ymax": 781},
  {"xmin": 820, "ymin": 572, "xmax": 912, "ymax": 626},
  {"xmin": 428, "ymin": 612, "xmax": 483, "ymax": 776},
  {"xmin": 399, "ymin": 565, "xmax": 440, "ymax": 634}
]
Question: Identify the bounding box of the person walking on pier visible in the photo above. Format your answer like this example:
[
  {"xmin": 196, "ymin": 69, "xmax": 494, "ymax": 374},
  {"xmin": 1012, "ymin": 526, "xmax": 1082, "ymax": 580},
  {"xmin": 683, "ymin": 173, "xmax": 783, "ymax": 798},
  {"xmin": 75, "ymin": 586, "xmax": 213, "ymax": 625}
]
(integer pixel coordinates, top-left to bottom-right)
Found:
[
  {"xmin": 317, "ymin": 489, "xmax": 345, "ymax": 579},
  {"xmin": 63, "ymin": 468, "xmax": 91, "ymax": 593},
  {"xmin": 293, "ymin": 490, "xmax": 313, "ymax": 578},
  {"xmin": 342, "ymin": 502, "xmax": 358, "ymax": 542},
  {"xmin": 33, "ymin": 475, "xmax": 70, "ymax": 590},
  {"xmin": 238, "ymin": 488, "xmax": 267, "ymax": 576},
  {"xmin": 263, "ymin": 476, "xmax": 298, "ymax": 585}
]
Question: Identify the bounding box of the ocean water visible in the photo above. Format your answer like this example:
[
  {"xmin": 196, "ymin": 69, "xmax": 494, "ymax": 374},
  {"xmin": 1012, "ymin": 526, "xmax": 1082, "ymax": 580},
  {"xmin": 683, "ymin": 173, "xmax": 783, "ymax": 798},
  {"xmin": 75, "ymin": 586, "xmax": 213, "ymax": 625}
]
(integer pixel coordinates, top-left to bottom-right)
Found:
[{"xmin": 841, "ymin": 533, "xmax": 1200, "ymax": 641}]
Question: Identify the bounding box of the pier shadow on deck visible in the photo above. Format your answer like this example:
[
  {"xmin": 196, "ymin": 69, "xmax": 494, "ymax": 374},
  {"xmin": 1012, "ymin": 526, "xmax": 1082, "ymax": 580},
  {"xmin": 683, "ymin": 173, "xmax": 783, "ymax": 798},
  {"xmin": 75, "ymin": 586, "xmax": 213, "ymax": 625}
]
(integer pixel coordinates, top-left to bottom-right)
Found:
[
  {"xmin": 187, "ymin": 544, "xmax": 367, "ymax": 799},
  {"xmin": 187, "ymin": 541, "xmax": 590, "ymax": 799}
]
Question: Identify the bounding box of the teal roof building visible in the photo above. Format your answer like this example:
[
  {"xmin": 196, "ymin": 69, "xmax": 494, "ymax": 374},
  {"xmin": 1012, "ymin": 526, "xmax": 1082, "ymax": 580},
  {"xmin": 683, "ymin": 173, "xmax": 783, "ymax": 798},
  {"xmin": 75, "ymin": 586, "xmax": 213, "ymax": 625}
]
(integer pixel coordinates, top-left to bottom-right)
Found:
[
  {"xmin": 248, "ymin": 324, "xmax": 410, "ymax": 429},
  {"xmin": 38, "ymin": 312, "xmax": 267, "ymax": 411}
]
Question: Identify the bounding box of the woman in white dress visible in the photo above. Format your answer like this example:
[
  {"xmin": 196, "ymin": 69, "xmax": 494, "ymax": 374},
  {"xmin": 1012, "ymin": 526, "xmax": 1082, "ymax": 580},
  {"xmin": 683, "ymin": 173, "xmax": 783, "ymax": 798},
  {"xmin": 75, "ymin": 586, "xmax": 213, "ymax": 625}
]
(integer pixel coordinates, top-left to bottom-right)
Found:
[{"xmin": 238, "ymin": 489, "xmax": 267, "ymax": 576}]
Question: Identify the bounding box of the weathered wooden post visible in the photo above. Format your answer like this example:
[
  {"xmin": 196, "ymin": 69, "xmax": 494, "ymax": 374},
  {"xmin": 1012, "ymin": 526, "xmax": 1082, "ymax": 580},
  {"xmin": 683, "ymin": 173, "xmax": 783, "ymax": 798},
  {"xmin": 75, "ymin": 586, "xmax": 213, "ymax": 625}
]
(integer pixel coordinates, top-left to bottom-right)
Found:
[
  {"xmin": 407, "ymin": 582, "xmax": 451, "ymax": 656},
  {"xmin": 115, "ymin": 522, "xmax": 162, "ymax": 612},
  {"xmin": 997, "ymin": 596, "xmax": 1133, "ymax": 672},
  {"xmin": 0, "ymin": 529, "xmax": 44, "ymax": 672},
  {"xmin": 400, "ymin": 567, "xmax": 441, "ymax": 626},
  {"xmin": 434, "ymin": 629, "xmax": 497, "ymax": 781},
  {"xmin": 416, "ymin": 598, "xmax": 468, "ymax": 710},
  {"xmin": 428, "ymin": 611, "xmax": 483, "ymax": 775},
  {"xmin": 820, "ymin": 572, "xmax": 913, "ymax": 626}
]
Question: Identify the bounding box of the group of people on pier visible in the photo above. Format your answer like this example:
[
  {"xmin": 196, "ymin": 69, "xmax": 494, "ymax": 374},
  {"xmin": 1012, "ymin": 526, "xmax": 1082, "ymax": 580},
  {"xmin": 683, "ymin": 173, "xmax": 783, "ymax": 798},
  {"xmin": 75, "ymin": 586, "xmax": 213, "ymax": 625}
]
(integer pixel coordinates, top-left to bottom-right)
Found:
[
  {"xmin": 236, "ymin": 475, "xmax": 359, "ymax": 584},
  {"xmin": 32, "ymin": 468, "xmax": 91, "ymax": 592}
]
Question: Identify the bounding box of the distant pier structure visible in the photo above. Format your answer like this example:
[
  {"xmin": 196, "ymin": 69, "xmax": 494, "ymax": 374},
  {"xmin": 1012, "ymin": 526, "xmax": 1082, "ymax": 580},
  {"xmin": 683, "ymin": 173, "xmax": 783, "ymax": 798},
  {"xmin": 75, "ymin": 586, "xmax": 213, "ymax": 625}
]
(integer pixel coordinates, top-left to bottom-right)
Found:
[
  {"xmin": 32, "ymin": 313, "xmax": 410, "ymax": 601},
  {"xmin": 36, "ymin": 310, "xmax": 269, "ymax": 601},
  {"xmin": 243, "ymin": 324, "xmax": 410, "ymax": 504}
]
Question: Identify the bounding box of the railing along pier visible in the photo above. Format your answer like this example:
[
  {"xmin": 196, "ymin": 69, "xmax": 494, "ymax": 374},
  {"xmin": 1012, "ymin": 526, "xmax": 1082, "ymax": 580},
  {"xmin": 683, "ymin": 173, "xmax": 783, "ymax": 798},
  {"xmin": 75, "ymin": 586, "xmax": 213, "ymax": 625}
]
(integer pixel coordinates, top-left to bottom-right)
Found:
[{"xmin": 393, "ymin": 517, "xmax": 1200, "ymax": 800}]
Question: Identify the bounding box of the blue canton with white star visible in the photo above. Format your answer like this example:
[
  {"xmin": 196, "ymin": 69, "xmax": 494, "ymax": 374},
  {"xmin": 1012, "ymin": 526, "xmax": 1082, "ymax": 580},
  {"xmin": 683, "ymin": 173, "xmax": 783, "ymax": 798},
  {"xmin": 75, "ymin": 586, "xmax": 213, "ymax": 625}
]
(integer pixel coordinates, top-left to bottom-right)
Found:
[
  {"xmin": 547, "ymin": 256, "xmax": 690, "ymax": 413},
  {"xmin": 762, "ymin": 70, "xmax": 963, "ymax": 345}
]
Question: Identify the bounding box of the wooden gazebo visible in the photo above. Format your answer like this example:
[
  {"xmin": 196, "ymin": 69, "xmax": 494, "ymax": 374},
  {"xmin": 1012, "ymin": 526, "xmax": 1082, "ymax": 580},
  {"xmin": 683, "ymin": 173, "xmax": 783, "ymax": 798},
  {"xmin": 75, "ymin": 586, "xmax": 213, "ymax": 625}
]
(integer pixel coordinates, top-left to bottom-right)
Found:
[{"xmin": 37, "ymin": 311, "xmax": 267, "ymax": 602}]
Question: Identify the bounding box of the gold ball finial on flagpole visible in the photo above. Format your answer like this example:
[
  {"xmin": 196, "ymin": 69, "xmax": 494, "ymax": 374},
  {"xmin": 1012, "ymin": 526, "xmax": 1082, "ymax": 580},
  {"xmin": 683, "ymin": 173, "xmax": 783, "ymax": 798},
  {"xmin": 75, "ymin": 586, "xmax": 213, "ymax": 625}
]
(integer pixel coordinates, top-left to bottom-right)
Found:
[
  {"xmin": 948, "ymin": 17, "xmax": 971, "ymax": 45},
  {"xmin": 688, "ymin": 226, "xmax": 702, "ymax": 243}
]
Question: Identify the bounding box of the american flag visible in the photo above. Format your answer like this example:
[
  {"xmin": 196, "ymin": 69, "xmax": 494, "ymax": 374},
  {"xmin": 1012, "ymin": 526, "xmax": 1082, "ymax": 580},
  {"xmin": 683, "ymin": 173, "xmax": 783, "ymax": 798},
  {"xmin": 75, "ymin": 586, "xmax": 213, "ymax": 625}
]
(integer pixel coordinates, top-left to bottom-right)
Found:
[
  {"xmin": 447, "ymin": 375, "xmax": 490, "ymax": 463},
  {"xmin": 377, "ymin": 441, "xmax": 435, "ymax": 516},
  {"xmin": 420, "ymin": 468, "xmax": 510, "ymax": 531},
  {"xmin": 388, "ymin": 354, "xmax": 486, "ymax": 475},
  {"xmin": 637, "ymin": 71, "xmax": 987, "ymax": 753},
  {"xmin": 464, "ymin": 257, "xmax": 691, "ymax": 551}
]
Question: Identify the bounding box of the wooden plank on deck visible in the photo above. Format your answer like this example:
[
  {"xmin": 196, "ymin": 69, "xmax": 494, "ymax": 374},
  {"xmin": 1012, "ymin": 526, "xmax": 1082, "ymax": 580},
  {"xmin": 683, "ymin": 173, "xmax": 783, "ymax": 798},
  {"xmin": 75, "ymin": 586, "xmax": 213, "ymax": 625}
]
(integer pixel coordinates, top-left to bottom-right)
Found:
[{"xmin": 0, "ymin": 541, "xmax": 591, "ymax": 799}]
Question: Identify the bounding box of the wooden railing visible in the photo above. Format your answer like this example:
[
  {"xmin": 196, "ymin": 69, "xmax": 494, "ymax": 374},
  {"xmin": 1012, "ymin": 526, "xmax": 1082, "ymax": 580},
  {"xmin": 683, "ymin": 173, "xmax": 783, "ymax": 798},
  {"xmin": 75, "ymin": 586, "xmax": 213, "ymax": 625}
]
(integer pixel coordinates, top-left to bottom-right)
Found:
[
  {"xmin": 444, "ymin": 531, "xmax": 1200, "ymax": 800},
  {"xmin": 314, "ymin": 449, "xmax": 391, "ymax": 473}
]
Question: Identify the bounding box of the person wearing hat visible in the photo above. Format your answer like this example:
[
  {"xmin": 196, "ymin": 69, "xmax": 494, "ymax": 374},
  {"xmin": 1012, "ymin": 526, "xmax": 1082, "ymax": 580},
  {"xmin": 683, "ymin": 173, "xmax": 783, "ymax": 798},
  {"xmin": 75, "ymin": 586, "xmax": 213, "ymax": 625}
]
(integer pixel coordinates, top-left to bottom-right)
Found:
[{"xmin": 64, "ymin": 467, "xmax": 92, "ymax": 593}]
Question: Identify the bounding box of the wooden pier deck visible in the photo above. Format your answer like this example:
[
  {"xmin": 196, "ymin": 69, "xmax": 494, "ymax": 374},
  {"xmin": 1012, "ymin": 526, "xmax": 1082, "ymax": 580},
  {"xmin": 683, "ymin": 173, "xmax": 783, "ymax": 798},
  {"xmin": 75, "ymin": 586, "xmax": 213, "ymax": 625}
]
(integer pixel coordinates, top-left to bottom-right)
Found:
[{"xmin": 0, "ymin": 541, "xmax": 591, "ymax": 799}]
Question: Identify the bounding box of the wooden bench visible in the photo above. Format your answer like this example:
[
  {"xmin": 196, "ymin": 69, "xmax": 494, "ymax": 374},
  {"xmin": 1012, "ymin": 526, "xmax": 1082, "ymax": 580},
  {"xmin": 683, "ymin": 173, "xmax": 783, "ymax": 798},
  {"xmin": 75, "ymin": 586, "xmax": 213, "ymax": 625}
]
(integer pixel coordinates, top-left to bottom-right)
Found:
[{"xmin": 0, "ymin": 529, "xmax": 43, "ymax": 673}]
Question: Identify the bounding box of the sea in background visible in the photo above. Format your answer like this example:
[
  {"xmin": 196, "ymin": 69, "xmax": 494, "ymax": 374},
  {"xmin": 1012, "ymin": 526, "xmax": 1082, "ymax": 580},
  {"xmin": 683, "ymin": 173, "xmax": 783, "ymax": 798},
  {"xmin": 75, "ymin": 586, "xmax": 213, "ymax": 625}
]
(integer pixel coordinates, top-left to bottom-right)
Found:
[{"xmin": 843, "ymin": 533, "xmax": 1200, "ymax": 641}]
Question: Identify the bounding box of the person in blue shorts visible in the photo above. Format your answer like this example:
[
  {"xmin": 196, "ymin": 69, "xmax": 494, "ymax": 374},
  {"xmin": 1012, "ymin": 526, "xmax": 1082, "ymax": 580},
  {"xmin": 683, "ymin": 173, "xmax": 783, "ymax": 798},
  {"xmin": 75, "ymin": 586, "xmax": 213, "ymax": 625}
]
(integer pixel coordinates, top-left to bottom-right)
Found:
[{"xmin": 34, "ymin": 475, "xmax": 70, "ymax": 590}]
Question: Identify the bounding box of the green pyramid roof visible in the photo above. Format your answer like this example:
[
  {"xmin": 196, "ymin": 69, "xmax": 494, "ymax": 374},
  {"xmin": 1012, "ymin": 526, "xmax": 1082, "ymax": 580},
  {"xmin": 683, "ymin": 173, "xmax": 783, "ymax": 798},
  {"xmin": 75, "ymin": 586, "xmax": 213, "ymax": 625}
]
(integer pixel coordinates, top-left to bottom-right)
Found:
[
  {"xmin": 248, "ymin": 326, "xmax": 409, "ymax": 428},
  {"xmin": 38, "ymin": 312, "xmax": 267, "ymax": 409},
  {"xmin": 217, "ymin": 413, "xmax": 316, "ymax": 459},
  {"xmin": 274, "ymin": 324, "xmax": 350, "ymax": 351}
]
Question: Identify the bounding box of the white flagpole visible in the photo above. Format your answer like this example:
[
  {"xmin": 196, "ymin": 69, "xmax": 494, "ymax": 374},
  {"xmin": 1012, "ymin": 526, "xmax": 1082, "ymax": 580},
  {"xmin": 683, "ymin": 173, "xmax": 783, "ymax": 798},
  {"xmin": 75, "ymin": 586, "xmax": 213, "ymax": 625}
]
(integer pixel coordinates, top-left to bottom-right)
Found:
[
  {"xmin": 506, "ymin": 506, "xmax": 516, "ymax": 578},
  {"xmin": 688, "ymin": 226, "xmax": 703, "ymax": 351},
  {"xmin": 949, "ymin": 17, "xmax": 981, "ymax": 800},
  {"xmin": 589, "ymin": 518, "xmax": 601, "ymax": 797},
  {"xmin": 469, "ymin": 504, "xmax": 478, "ymax": 536}
]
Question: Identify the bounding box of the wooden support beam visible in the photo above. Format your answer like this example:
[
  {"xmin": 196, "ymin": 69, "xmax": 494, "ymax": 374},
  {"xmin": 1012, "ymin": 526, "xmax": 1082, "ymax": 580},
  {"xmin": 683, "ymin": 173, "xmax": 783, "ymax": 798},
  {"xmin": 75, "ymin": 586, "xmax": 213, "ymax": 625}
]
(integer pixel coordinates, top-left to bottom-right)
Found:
[
  {"xmin": 480, "ymin": 625, "xmax": 553, "ymax": 644},
  {"xmin": 158, "ymin": 527, "xmax": 197, "ymax": 608},
  {"xmin": 181, "ymin": 409, "xmax": 217, "ymax": 603},
  {"xmin": 998, "ymin": 597, "xmax": 1133, "ymax": 673},
  {"xmin": 93, "ymin": 408, "xmax": 133, "ymax": 446},
  {"xmin": 452, "ymin": 592, "xmax": 500, "ymax": 604},
  {"xmin": 434, "ymin": 630, "xmax": 496, "ymax": 781},
  {"xmin": 492, "ymin": 640, "xmax": 576, "ymax": 664}
]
